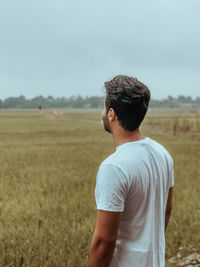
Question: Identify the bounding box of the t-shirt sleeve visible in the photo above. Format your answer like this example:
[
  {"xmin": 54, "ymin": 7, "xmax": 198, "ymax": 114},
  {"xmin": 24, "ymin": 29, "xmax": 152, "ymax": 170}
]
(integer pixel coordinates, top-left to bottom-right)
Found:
[
  {"xmin": 169, "ymin": 159, "xmax": 174, "ymax": 188},
  {"xmin": 95, "ymin": 163, "xmax": 127, "ymax": 212},
  {"xmin": 169, "ymin": 168, "xmax": 174, "ymax": 188}
]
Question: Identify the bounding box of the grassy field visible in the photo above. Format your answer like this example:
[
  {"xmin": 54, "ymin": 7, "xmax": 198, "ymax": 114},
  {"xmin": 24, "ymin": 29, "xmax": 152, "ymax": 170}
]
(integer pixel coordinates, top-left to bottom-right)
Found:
[
  {"xmin": 0, "ymin": 109, "xmax": 199, "ymax": 266},
  {"xmin": 145, "ymin": 108, "xmax": 200, "ymax": 137}
]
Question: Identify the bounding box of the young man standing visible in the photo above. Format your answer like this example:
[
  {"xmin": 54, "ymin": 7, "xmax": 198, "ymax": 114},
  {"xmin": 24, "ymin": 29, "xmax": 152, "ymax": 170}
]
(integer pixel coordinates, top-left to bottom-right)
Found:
[{"xmin": 89, "ymin": 75, "xmax": 174, "ymax": 267}]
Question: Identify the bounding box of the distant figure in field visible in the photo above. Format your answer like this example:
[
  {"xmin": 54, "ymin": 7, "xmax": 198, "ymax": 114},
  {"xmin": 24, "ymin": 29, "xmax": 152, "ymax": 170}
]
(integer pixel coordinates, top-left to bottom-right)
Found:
[
  {"xmin": 38, "ymin": 105, "xmax": 63, "ymax": 119},
  {"xmin": 89, "ymin": 75, "xmax": 174, "ymax": 267}
]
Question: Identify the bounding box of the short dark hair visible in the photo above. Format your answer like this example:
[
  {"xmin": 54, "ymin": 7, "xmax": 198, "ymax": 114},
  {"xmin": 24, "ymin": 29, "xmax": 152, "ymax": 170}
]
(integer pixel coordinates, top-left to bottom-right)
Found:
[{"xmin": 104, "ymin": 75, "xmax": 151, "ymax": 131}]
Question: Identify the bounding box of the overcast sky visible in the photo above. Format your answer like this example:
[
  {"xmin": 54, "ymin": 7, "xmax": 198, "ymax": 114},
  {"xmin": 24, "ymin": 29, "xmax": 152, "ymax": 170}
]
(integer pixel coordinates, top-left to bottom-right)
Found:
[{"xmin": 0, "ymin": 0, "xmax": 199, "ymax": 100}]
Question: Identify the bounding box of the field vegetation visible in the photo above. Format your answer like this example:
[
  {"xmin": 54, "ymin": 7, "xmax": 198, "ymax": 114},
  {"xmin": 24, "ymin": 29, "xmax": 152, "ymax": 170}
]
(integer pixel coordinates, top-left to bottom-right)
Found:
[
  {"xmin": 0, "ymin": 109, "xmax": 199, "ymax": 266},
  {"xmin": 145, "ymin": 108, "xmax": 200, "ymax": 136}
]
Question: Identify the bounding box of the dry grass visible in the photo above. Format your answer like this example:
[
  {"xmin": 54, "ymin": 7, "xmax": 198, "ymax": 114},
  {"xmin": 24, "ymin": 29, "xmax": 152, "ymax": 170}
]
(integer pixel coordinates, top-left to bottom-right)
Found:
[
  {"xmin": 145, "ymin": 108, "xmax": 200, "ymax": 136},
  {"xmin": 0, "ymin": 109, "xmax": 199, "ymax": 266}
]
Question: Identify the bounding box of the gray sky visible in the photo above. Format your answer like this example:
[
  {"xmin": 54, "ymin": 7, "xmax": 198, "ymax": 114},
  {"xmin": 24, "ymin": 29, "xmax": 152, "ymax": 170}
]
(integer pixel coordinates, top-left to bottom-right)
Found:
[{"xmin": 0, "ymin": 0, "xmax": 199, "ymax": 100}]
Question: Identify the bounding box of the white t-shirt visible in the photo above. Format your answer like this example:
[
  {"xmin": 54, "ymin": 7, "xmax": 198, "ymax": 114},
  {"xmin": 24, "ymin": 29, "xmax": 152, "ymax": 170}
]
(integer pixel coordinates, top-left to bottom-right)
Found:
[{"xmin": 95, "ymin": 137, "xmax": 174, "ymax": 267}]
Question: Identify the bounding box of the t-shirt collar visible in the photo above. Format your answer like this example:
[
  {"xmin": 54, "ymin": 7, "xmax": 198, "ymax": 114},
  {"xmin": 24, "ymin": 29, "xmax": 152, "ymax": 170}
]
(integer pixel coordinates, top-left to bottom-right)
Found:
[{"xmin": 116, "ymin": 137, "xmax": 149, "ymax": 151}]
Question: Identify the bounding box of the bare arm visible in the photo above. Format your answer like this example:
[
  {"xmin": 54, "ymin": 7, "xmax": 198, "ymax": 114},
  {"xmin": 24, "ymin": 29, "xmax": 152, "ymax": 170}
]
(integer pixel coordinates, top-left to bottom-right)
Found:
[
  {"xmin": 165, "ymin": 187, "xmax": 173, "ymax": 232},
  {"xmin": 89, "ymin": 210, "xmax": 122, "ymax": 267}
]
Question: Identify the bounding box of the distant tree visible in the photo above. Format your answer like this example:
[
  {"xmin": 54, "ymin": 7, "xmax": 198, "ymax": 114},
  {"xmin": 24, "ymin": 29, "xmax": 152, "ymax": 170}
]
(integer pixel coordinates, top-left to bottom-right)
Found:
[
  {"xmin": 17, "ymin": 95, "xmax": 26, "ymax": 107},
  {"xmin": 167, "ymin": 95, "xmax": 174, "ymax": 101},
  {"xmin": 185, "ymin": 96, "xmax": 192, "ymax": 101},
  {"xmin": 46, "ymin": 95, "xmax": 54, "ymax": 102},
  {"xmin": 89, "ymin": 96, "xmax": 104, "ymax": 108},
  {"xmin": 72, "ymin": 95, "xmax": 85, "ymax": 108},
  {"xmin": 3, "ymin": 97, "xmax": 17, "ymax": 108},
  {"xmin": 194, "ymin": 97, "xmax": 200, "ymax": 107},
  {"xmin": 0, "ymin": 99, "xmax": 3, "ymax": 108},
  {"xmin": 29, "ymin": 95, "xmax": 47, "ymax": 108},
  {"xmin": 178, "ymin": 95, "xmax": 187, "ymax": 102}
]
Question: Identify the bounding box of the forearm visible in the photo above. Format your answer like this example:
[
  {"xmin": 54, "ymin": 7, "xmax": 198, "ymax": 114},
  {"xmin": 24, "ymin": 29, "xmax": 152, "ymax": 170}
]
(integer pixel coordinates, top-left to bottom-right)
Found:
[
  {"xmin": 89, "ymin": 240, "xmax": 116, "ymax": 267},
  {"xmin": 165, "ymin": 209, "xmax": 171, "ymax": 232}
]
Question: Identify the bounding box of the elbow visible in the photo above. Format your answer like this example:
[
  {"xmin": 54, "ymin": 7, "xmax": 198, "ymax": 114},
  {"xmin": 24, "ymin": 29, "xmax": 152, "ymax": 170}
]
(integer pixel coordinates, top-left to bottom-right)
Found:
[
  {"xmin": 90, "ymin": 237, "xmax": 116, "ymax": 254},
  {"xmin": 89, "ymin": 237, "xmax": 116, "ymax": 267}
]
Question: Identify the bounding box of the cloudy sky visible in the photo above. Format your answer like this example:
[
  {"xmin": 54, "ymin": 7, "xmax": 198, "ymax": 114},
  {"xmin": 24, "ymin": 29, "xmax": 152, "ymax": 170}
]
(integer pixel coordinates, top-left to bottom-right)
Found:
[{"xmin": 0, "ymin": 0, "xmax": 199, "ymax": 100}]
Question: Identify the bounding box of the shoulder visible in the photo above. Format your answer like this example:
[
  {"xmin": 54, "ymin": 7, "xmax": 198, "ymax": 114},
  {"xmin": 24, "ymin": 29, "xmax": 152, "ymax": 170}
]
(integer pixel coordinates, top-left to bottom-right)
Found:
[
  {"xmin": 148, "ymin": 138, "xmax": 173, "ymax": 163},
  {"xmin": 98, "ymin": 150, "xmax": 128, "ymax": 178},
  {"xmin": 98, "ymin": 162, "xmax": 126, "ymax": 181},
  {"xmin": 97, "ymin": 151, "xmax": 128, "ymax": 186},
  {"xmin": 100, "ymin": 150, "xmax": 120, "ymax": 165}
]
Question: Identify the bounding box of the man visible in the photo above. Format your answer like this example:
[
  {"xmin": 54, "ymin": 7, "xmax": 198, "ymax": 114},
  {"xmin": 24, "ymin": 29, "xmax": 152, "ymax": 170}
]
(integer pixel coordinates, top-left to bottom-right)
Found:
[{"xmin": 89, "ymin": 75, "xmax": 174, "ymax": 267}]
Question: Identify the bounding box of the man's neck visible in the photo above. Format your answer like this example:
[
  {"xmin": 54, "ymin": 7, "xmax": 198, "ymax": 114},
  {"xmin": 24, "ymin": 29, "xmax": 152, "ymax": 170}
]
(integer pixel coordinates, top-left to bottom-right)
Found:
[{"xmin": 112, "ymin": 128, "xmax": 145, "ymax": 148}]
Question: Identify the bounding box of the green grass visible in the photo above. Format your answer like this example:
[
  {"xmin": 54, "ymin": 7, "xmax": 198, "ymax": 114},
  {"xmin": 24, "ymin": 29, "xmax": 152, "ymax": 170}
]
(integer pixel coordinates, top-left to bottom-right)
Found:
[{"xmin": 0, "ymin": 109, "xmax": 199, "ymax": 266}]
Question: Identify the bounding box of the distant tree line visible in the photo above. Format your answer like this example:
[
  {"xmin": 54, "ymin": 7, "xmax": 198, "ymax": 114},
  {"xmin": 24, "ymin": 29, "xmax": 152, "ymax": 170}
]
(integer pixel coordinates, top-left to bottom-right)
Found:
[
  {"xmin": 150, "ymin": 95, "xmax": 200, "ymax": 108},
  {"xmin": 0, "ymin": 95, "xmax": 200, "ymax": 109},
  {"xmin": 0, "ymin": 95, "xmax": 104, "ymax": 109}
]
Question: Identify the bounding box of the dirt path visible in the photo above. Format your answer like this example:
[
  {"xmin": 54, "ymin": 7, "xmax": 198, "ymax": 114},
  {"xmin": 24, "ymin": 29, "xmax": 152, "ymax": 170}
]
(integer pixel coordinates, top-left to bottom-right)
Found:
[{"xmin": 166, "ymin": 252, "xmax": 200, "ymax": 266}]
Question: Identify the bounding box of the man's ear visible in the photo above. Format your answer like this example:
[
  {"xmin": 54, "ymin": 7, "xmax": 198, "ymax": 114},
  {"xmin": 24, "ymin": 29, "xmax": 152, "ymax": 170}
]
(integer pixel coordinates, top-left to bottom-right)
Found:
[{"xmin": 108, "ymin": 108, "xmax": 116, "ymax": 121}]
